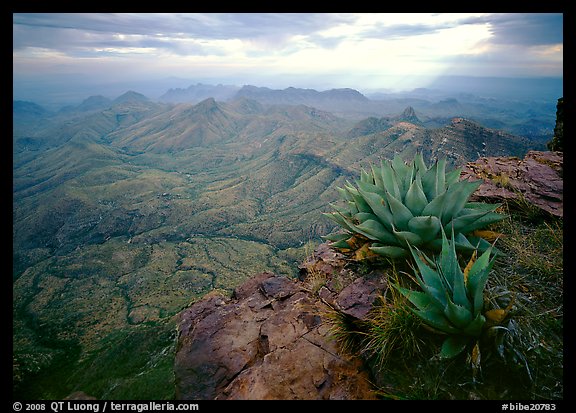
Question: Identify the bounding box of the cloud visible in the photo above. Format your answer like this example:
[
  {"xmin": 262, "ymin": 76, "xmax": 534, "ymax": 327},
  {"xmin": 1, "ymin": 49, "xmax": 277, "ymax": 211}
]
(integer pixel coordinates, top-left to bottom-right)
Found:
[
  {"xmin": 13, "ymin": 13, "xmax": 355, "ymax": 55},
  {"xmin": 355, "ymin": 13, "xmax": 562, "ymax": 45},
  {"xmin": 486, "ymin": 13, "xmax": 562, "ymax": 46},
  {"xmin": 13, "ymin": 13, "xmax": 563, "ymax": 93}
]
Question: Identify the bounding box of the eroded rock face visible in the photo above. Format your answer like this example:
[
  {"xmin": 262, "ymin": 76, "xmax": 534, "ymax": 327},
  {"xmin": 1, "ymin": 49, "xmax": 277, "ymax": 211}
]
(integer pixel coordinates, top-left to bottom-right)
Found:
[
  {"xmin": 174, "ymin": 272, "xmax": 376, "ymax": 400},
  {"xmin": 461, "ymin": 150, "xmax": 563, "ymax": 217},
  {"xmin": 299, "ymin": 242, "xmax": 387, "ymax": 320}
]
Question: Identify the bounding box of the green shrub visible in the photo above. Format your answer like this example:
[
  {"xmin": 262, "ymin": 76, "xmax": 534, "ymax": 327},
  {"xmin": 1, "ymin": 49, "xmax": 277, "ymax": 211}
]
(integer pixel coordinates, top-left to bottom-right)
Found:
[
  {"xmin": 395, "ymin": 228, "xmax": 496, "ymax": 359},
  {"xmin": 323, "ymin": 153, "xmax": 505, "ymax": 258}
]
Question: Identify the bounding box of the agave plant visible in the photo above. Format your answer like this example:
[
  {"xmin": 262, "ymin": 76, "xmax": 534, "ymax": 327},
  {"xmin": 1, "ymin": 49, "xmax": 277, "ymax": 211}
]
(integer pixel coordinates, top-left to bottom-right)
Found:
[
  {"xmin": 395, "ymin": 228, "xmax": 497, "ymax": 358},
  {"xmin": 323, "ymin": 153, "xmax": 505, "ymax": 258}
]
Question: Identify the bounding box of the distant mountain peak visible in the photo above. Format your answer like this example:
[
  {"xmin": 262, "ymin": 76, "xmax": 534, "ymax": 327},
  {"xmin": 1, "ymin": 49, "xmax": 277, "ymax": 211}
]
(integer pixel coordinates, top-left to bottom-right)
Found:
[
  {"xmin": 76, "ymin": 95, "xmax": 112, "ymax": 111},
  {"xmin": 324, "ymin": 88, "xmax": 369, "ymax": 101},
  {"xmin": 159, "ymin": 84, "xmax": 239, "ymax": 103},
  {"xmin": 193, "ymin": 97, "xmax": 218, "ymax": 111},
  {"xmin": 113, "ymin": 90, "xmax": 149, "ymax": 104},
  {"xmin": 395, "ymin": 106, "xmax": 420, "ymax": 124},
  {"xmin": 13, "ymin": 100, "xmax": 49, "ymax": 116}
]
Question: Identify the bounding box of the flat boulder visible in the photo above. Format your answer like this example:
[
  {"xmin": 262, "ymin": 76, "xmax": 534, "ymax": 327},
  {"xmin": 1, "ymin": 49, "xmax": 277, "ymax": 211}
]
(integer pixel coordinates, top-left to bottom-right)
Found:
[
  {"xmin": 461, "ymin": 150, "xmax": 563, "ymax": 217},
  {"xmin": 174, "ymin": 272, "xmax": 376, "ymax": 400}
]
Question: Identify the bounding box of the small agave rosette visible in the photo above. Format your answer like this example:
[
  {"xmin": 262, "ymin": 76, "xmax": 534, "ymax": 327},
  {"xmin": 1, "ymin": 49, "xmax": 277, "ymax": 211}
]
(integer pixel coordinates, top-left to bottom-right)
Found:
[{"xmin": 395, "ymin": 228, "xmax": 497, "ymax": 358}]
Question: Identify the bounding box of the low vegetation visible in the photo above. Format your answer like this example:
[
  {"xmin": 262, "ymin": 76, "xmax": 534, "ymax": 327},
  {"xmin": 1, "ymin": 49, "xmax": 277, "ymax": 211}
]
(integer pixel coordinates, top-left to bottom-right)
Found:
[
  {"xmin": 323, "ymin": 153, "xmax": 505, "ymax": 258},
  {"xmin": 324, "ymin": 153, "xmax": 563, "ymax": 400}
]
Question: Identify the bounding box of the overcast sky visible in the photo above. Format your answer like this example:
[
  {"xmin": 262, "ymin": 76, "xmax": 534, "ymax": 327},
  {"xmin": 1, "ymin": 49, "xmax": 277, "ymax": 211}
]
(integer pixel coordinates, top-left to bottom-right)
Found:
[{"xmin": 13, "ymin": 13, "xmax": 563, "ymax": 98}]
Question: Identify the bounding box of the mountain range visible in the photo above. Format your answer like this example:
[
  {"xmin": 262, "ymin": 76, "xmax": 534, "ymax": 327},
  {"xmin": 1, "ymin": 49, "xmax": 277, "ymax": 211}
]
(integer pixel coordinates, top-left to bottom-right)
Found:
[
  {"xmin": 154, "ymin": 83, "xmax": 557, "ymax": 140},
  {"xmin": 13, "ymin": 87, "xmax": 550, "ymax": 399}
]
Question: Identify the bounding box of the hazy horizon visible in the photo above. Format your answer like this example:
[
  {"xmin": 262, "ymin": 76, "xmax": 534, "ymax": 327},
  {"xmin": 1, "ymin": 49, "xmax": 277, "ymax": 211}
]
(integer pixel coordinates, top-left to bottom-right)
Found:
[
  {"xmin": 13, "ymin": 13, "xmax": 563, "ymax": 108},
  {"xmin": 13, "ymin": 74, "xmax": 564, "ymax": 110}
]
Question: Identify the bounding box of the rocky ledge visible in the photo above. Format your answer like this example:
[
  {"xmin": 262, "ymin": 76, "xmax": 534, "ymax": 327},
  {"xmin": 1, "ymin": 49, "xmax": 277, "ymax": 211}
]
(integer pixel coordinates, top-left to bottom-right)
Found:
[
  {"xmin": 461, "ymin": 150, "xmax": 563, "ymax": 217},
  {"xmin": 174, "ymin": 271, "xmax": 379, "ymax": 400}
]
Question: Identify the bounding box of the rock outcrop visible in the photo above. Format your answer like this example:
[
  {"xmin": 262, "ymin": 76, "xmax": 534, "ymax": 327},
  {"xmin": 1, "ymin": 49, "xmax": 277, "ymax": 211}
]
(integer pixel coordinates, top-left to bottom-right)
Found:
[
  {"xmin": 174, "ymin": 271, "xmax": 378, "ymax": 400},
  {"xmin": 461, "ymin": 150, "xmax": 563, "ymax": 217}
]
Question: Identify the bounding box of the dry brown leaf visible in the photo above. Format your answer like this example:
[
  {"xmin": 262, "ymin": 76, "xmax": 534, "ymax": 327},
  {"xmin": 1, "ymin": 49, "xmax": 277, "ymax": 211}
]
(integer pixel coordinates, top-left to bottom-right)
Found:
[
  {"xmin": 485, "ymin": 308, "xmax": 508, "ymax": 324},
  {"xmin": 463, "ymin": 250, "xmax": 477, "ymax": 285},
  {"xmin": 472, "ymin": 229, "xmax": 504, "ymax": 241}
]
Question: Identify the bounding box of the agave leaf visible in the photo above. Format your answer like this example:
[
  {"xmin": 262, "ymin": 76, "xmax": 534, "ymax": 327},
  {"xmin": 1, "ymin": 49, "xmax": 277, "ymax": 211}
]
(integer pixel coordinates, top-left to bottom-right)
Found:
[
  {"xmin": 349, "ymin": 222, "xmax": 381, "ymax": 241},
  {"xmin": 394, "ymin": 285, "xmax": 436, "ymax": 311},
  {"xmin": 355, "ymin": 219, "xmax": 399, "ymax": 245},
  {"xmin": 444, "ymin": 299, "xmax": 473, "ymax": 329},
  {"xmin": 370, "ymin": 245, "xmax": 408, "ymax": 258},
  {"xmin": 346, "ymin": 201, "xmax": 359, "ymax": 215},
  {"xmin": 354, "ymin": 212, "xmax": 379, "ymax": 223},
  {"xmin": 437, "ymin": 229, "xmax": 456, "ymax": 290},
  {"xmin": 414, "ymin": 308, "xmax": 459, "ymax": 335},
  {"xmin": 440, "ymin": 335, "xmax": 469, "ymax": 358},
  {"xmin": 421, "ymin": 160, "xmax": 438, "ymax": 200},
  {"xmin": 465, "ymin": 201, "xmax": 502, "ymax": 211},
  {"xmin": 328, "ymin": 202, "xmax": 353, "ymax": 217},
  {"xmin": 468, "ymin": 236, "xmax": 503, "ymax": 256},
  {"xmin": 461, "ymin": 212, "xmax": 507, "ymax": 234},
  {"xmin": 422, "ymin": 284, "xmax": 450, "ymax": 310},
  {"xmin": 344, "ymin": 181, "xmax": 359, "ymax": 195},
  {"xmin": 392, "ymin": 227, "xmax": 424, "ymax": 247},
  {"xmin": 470, "ymin": 341, "xmax": 482, "ymax": 381},
  {"xmin": 371, "ymin": 164, "xmax": 385, "ymax": 191},
  {"xmin": 360, "ymin": 167, "xmax": 373, "ymax": 184},
  {"xmin": 355, "ymin": 242, "xmax": 379, "ymax": 260},
  {"xmin": 439, "ymin": 228, "xmax": 469, "ymax": 310},
  {"xmin": 414, "ymin": 152, "xmax": 428, "ymax": 174},
  {"xmin": 392, "ymin": 154, "xmax": 411, "ymax": 181},
  {"xmin": 337, "ymin": 186, "xmax": 354, "ymax": 202},
  {"xmin": 384, "ymin": 190, "xmax": 414, "ymax": 231},
  {"xmin": 408, "ymin": 215, "xmax": 442, "ymax": 243},
  {"xmin": 421, "ymin": 190, "xmax": 447, "ymax": 218},
  {"xmin": 357, "ymin": 179, "xmax": 386, "ymax": 198},
  {"xmin": 357, "ymin": 188, "xmax": 394, "ymax": 231},
  {"xmin": 421, "ymin": 157, "xmax": 447, "ymax": 200},
  {"xmin": 441, "ymin": 180, "xmax": 483, "ymax": 226},
  {"xmin": 408, "ymin": 245, "xmax": 448, "ymax": 300},
  {"xmin": 445, "ymin": 209, "xmax": 491, "ymax": 233},
  {"xmin": 350, "ymin": 191, "xmax": 373, "ymax": 214},
  {"xmin": 380, "ymin": 160, "xmax": 401, "ymax": 200},
  {"xmin": 427, "ymin": 233, "xmax": 477, "ymax": 253},
  {"xmin": 435, "ymin": 158, "xmax": 447, "ymax": 192},
  {"xmin": 322, "ymin": 232, "xmax": 352, "ymax": 242},
  {"xmin": 454, "ymin": 232, "xmax": 478, "ymax": 251},
  {"xmin": 329, "ymin": 239, "xmax": 353, "ymax": 249},
  {"xmin": 462, "ymin": 313, "xmax": 486, "ymax": 337},
  {"xmin": 467, "ymin": 249, "xmax": 497, "ymax": 315},
  {"xmin": 323, "ymin": 212, "xmax": 356, "ymax": 233},
  {"xmin": 445, "ymin": 167, "xmax": 462, "ymax": 187},
  {"xmin": 391, "ymin": 156, "xmax": 412, "ymax": 200},
  {"xmin": 404, "ymin": 175, "xmax": 428, "ymax": 216}
]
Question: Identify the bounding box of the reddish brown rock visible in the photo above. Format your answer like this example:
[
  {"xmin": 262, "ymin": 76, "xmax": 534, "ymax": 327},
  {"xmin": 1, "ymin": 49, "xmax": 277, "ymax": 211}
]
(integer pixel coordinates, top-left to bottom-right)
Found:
[
  {"xmin": 174, "ymin": 272, "xmax": 377, "ymax": 400},
  {"xmin": 299, "ymin": 242, "xmax": 387, "ymax": 321},
  {"xmin": 335, "ymin": 276, "xmax": 387, "ymax": 320},
  {"xmin": 299, "ymin": 242, "xmax": 350, "ymax": 281},
  {"xmin": 461, "ymin": 150, "xmax": 563, "ymax": 217}
]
